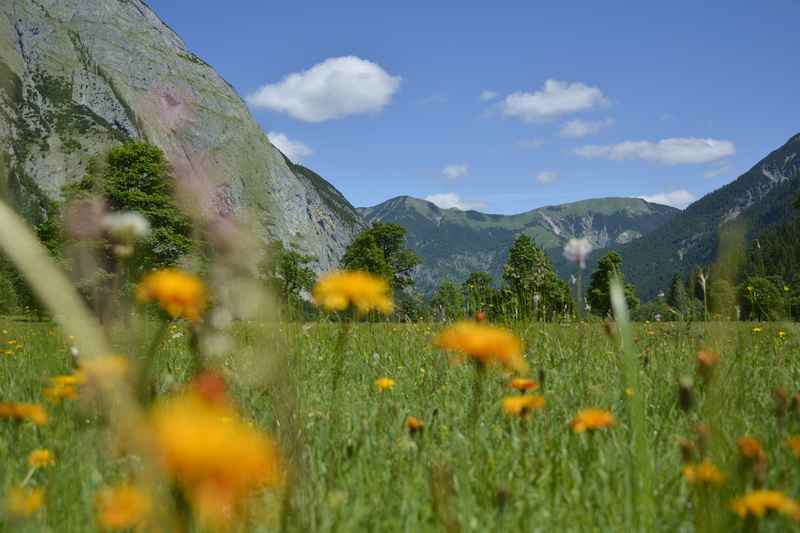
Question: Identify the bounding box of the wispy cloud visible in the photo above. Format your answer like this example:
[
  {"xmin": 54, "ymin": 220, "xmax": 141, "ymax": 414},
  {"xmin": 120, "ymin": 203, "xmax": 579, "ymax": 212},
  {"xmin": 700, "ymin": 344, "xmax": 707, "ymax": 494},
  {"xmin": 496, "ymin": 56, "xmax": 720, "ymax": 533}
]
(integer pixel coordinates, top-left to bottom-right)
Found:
[
  {"xmin": 576, "ymin": 138, "xmax": 735, "ymax": 165},
  {"xmin": 501, "ymin": 80, "xmax": 608, "ymax": 122},
  {"xmin": 425, "ymin": 192, "xmax": 487, "ymax": 211},
  {"xmin": 559, "ymin": 118, "xmax": 614, "ymax": 138},
  {"xmin": 267, "ymin": 131, "xmax": 313, "ymax": 162},
  {"xmin": 246, "ymin": 56, "xmax": 401, "ymax": 122},
  {"xmin": 536, "ymin": 171, "xmax": 559, "ymax": 184},
  {"xmin": 639, "ymin": 189, "xmax": 696, "ymax": 209},
  {"xmin": 442, "ymin": 164, "xmax": 469, "ymax": 180}
]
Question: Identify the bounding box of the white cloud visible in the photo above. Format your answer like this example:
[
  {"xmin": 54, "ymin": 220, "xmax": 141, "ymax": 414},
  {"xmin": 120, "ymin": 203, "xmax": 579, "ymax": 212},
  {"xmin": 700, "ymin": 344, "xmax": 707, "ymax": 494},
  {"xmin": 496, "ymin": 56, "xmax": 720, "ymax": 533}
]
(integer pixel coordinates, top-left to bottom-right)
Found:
[
  {"xmin": 501, "ymin": 80, "xmax": 608, "ymax": 122},
  {"xmin": 559, "ymin": 118, "xmax": 614, "ymax": 138},
  {"xmin": 517, "ymin": 138, "xmax": 545, "ymax": 149},
  {"xmin": 480, "ymin": 90, "xmax": 497, "ymax": 101},
  {"xmin": 425, "ymin": 192, "xmax": 487, "ymax": 211},
  {"xmin": 536, "ymin": 171, "xmax": 559, "ymax": 184},
  {"xmin": 267, "ymin": 131, "xmax": 313, "ymax": 162},
  {"xmin": 246, "ymin": 56, "xmax": 401, "ymax": 122},
  {"xmin": 639, "ymin": 190, "xmax": 696, "ymax": 209},
  {"xmin": 575, "ymin": 137, "xmax": 735, "ymax": 165},
  {"xmin": 442, "ymin": 164, "xmax": 469, "ymax": 180}
]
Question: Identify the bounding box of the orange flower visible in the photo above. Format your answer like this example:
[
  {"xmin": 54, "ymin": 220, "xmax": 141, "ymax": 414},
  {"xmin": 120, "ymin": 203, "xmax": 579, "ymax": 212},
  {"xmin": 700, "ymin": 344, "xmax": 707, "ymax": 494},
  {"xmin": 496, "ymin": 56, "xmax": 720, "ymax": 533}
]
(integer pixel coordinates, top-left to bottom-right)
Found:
[
  {"xmin": 509, "ymin": 378, "xmax": 537, "ymax": 391},
  {"xmin": 405, "ymin": 416, "xmax": 424, "ymax": 434},
  {"xmin": 136, "ymin": 269, "xmax": 207, "ymax": 322},
  {"xmin": 375, "ymin": 377, "xmax": 395, "ymax": 392},
  {"xmin": 312, "ymin": 271, "xmax": 394, "ymax": 315},
  {"xmin": 738, "ymin": 436, "xmax": 767, "ymax": 463},
  {"xmin": 502, "ymin": 395, "xmax": 545, "ymax": 417},
  {"xmin": 5, "ymin": 486, "xmax": 44, "ymax": 517},
  {"xmin": 27, "ymin": 449, "xmax": 55, "ymax": 468},
  {"xmin": 682, "ymin": 459, "xmax": 725, "ymax": 486},
  {"xmin": 696, "ymin": 350, "xmax": 720, "ymax": 379},
  {"xmin": 434, "ymin": 321, "xmax": 528, "ymax": 374},
  {"xmin": 0, "ymin": 402, "xmax": 48, "ymax": 425},
  {"xmin": 731, "ymin": 490, "xmax": 800, "ymax": 520},
  {"xmin": 43, "ymin": 383, "xmax": 78, "ymax": 403},
  {"xmin": 96, "ymin": 485, "xmax": 152, "ymax": 530},
  {"xmin": 570, "ymin": 408, "xmax": 615, "ymax": 433}
]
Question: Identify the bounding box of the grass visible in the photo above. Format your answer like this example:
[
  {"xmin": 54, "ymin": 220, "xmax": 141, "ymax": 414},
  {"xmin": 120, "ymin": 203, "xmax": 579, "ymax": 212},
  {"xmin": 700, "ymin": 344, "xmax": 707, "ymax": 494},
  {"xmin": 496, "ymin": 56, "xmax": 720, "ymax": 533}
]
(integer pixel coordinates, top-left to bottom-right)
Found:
[{"xmin": 1, "ymin": 317, "xmax": 799, "ymax": 532}]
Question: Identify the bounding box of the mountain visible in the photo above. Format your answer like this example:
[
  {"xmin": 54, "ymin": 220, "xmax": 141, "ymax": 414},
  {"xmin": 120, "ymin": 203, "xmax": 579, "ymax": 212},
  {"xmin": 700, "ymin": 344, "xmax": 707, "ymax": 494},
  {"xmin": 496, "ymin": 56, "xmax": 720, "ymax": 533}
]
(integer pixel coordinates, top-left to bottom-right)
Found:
[
  {"xmin": 616, "ymin": 133, "xmax": 800, "ymax": 299},
  {"xmin": 359, "ymin": 196, "xmax": 679, "ymax": 293},
  {"xmin": 0, "ymin": 0, "xmax": 362, "ymax": 270}
]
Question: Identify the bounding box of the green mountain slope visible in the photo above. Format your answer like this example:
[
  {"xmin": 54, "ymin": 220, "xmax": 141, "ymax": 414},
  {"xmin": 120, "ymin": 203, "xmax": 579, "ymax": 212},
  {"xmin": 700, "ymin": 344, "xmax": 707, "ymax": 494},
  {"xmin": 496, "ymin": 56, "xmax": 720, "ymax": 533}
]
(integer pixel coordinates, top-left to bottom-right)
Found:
[
  {"xmin": 615, "ymin": 133, "xmax": 800, "ymax": 299},
  {"xmin": 359, "ymin": 196, "xmax": 679, "ymax": 293}
]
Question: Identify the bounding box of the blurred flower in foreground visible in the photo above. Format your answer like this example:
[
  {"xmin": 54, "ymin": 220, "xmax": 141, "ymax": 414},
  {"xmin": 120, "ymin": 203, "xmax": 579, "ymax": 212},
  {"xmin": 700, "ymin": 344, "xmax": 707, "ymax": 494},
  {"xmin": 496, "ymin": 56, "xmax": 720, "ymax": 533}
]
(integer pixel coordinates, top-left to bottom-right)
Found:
[
  {"xmin": 731, "ymin": 490, "xmax": 800, "ymax": 520},
  {"xmin": 43, "ymin": 382, "xmax": 78, "ymax": 403},
  {"xmin": 312, "ymin": 271, "xmax": 394, "ymax": 315},
  {"xmin": 738, "ymin": 436, "xmax": 767, "ymax": 464},
  {"xmin": 81, "ymin": 355, "xmax": 130, "ymax": 382},
  {"xmin": 682, "ymin": 459, "xmax": 725, "ymax": 486},
  {"xmin": 375, "ymin": 377, "xmax": 395, "ymax": 392},
  {"xmin": 27, "ymin": 449, "xmax": 55, "ymax": 468},
  {"xmin": 150, "ymin": 391, "xmax": 284, "ymax": 528},
  {"xmin": 96, "ymin": 485, "xmax": 152, "ymax": 530},
  {"xmin": 434, "ymin": 321, "xmax": 528, "ymax": 374},
  {"xmin": 696, "ymin": 350, "xmax": 720, "ymax": 380},
  {"xmin": 102, "ymin": 212, "xmax": 151, "ymax": 243},
  {"xmin": 570, "ymin": 408, "xmax": 615, "ymax": 433},
  {"xmin": 502, "ymin": 395, "xmax": 545, "ymax": 417},
  {"xmin": 509, "ymin": 378, "xmax": 537, "ymax": 392},
  {"xmin": 0, "ymin": 402, "xmax": 48, "ymax": 425},
  {"xmin": 786, "ymin": 436, "xmax": 800, "ymax": 458},
  {"xmin": 562, "ymin": 238, "xmax": 593, "ymax": 269},
  {"xmin": 137, "ymin": 269, "xmax": 207, "ymax": 323},
  {"xmin": 5, "ymin": 486, "xmax": 44, "ymax": 517}
]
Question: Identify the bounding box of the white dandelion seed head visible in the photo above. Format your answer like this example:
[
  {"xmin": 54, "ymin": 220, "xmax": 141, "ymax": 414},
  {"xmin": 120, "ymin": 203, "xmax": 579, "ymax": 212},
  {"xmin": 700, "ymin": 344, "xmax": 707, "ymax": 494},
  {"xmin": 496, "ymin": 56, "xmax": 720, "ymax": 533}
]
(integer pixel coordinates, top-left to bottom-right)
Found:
[
  {"xmin": 102, "ymin": 212, "xmax": 151, "ymax": 243},
  {"xmin": 563, "ymin": 238, "xmax": 593, "ymax": 269}
]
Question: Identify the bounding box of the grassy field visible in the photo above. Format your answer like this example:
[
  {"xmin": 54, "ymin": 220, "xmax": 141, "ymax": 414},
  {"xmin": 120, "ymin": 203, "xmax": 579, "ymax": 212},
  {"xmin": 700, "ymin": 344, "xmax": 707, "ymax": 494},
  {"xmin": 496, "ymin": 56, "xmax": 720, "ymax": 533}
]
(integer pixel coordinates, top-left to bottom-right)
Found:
[{"xmin": 2, "ymin": 317, "xmax": 800, "ymax": 532}]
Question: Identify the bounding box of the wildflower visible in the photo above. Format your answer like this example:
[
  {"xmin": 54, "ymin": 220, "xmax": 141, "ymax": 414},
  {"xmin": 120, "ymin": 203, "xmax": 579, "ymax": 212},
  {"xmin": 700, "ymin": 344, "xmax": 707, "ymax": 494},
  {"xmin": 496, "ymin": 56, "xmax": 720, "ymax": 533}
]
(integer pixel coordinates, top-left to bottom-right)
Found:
[
  {"xmin": 27, "ymin": 449, "xmax": 55, "ymax": 468},
  {"xmin": 150, "ymin": 392, "xmax": 284, "ymax": 527},
  {"xmin": 696, "ymin": 350, "xmax": 720, "ymax": 379},
  {"xmin": 405, "ymin": 416, "xmax": 424, "ymax": 435},
  {"xmin": 43, "ymin": 383, "xmax": 78, "ymax": 403},
  {"xmin": 752, "ymin": 326, "xmax": 763, "ymax": 333},
  {"xmin": 50, "ymin": 372, "xmax": 86, "ymax": 387},
  {"xmin": 731, "ymin": 490, "xmax": 800, "ymax": 520},
  {"xmin": 102, "ymin": 212, "xmax": 151, "ymax": 243},
  {"xmin": 96, "ymin": 485, "xmax": 152, "ymax": 530},
  {"xmin": 136, "ymin": 269, "xmax": 207, "ymax": 322},
  {"xmin": 0, "ymin": 402, "xmax": 48, "ymax": 425},
  {"xmin": 786, "ymin": 436, "xmax": 800, "ymax": 458},
  {"xmin": 434, "ymin": 321, "xmax": 528, "ymax": 374},
  {"xmin": 375, "ymin": 377, "xmax": 395, "ymax": 392},
  {"xmin": 312, "ymin": 271, "xmax": 394, "ymax": 315},
  {"xmin": 738, "ymin": 436, "xmax": 767, "ymax": 463},
  {"xmin": 562, "ymin": 238, "xmax": 593, "ymax": 269},
  {"xmin": 778, "ymin": 330, "xmax": 787, "ymax": 339},
  {"xmin": 5, "ymin": 486, "xmax": 44, "ymax": 517},
  {"xmin": 509, "ymin": 378, "xmax": 537, "ymax": 391},
  {"xmin": 502, "ymin": 395, "xmax": 545, "ymax": 417},
  {"xmin": 570, "ymin": 408, "xmax": 615, "ymax": 433},
  {"xmin": 682, "ymin": 459, "xmax": 725, "ymax": 486}
]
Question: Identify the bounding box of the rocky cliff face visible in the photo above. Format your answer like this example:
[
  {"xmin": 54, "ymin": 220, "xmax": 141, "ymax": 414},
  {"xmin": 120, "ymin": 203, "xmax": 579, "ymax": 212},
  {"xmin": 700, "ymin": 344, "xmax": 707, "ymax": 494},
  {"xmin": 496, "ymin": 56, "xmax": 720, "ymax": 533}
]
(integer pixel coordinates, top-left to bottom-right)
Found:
[{"xmin": 0, "ymin": 0, "xmax": 362, "ymax": 270}]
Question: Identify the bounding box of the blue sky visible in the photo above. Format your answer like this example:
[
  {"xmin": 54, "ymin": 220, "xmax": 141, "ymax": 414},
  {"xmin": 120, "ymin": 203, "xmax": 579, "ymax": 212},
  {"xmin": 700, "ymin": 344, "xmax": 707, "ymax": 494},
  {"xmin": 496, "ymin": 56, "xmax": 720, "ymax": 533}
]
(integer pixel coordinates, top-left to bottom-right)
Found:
[{"xmin": 149, "ymin": 0, "xmax": 800, "ymax": 214}]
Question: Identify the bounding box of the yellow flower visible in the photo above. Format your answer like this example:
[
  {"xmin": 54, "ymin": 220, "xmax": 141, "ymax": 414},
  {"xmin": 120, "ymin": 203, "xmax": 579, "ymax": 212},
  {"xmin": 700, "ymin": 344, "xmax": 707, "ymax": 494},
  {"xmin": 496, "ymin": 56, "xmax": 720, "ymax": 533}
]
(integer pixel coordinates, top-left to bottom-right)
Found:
[
  {"xmin": 434, "ymin": 321, "xmax": 528, "ymax": 374},
  {"xmin": 509, "ymin": 378, "xmax": 538, "ymax": 391},
  {"xmin": 27, "ymin": 449, "xmax": 55, "ymax": 468},
  {"xmin": 502, "ymin": 395, "xmax": 545, "ymax": 417},
  {"xmin": 682, "ymin": 459, "xmax": 725, "ymax": 486},
  {"xmin": 570, "ymin": 408, "xmax": 615, "ymax": 433},
  {"xmin": 0, "ymin": 402, "xmax": 48, "ymax": 425},
  {"xmin": 81, "ymin": 355, "xmax": 130, "ymax": 382},
  {"xmin": 312, "ymin": 271, "xmax": 394, "ymax": 315},
  {"xmin": 375, "ymin": 377, "xmax": 395, "ymax": 392},
  {"xmin": 96, "ymin": 485, "xmax": 152, "ymax": 530},
  {"xmin": 786, "ymin": 436, "xmax": 800, "ymax": 458},
  {"xmin": 731, "ymin": 490, "xmax": 800, "ymax": 519},
  {"xmin": 738, "ymin": 436, "xmax": 767, "ymax": 463},
  {"xmin": 752, "ymin": 326, "xmax": 763, "ymax": 333},
  {"xmin": 778, "ymin": 330, "xmax": 787, "ymax": 339},
  {"xmin": 136, "ymin": 269, "xmax": 207, "ymax": 322},
  {"xmin": 150, "ymin": 392, "xmax": 284, "ymax": 528},
  {"xmin": 43, "ymin": 383, "xmax": 78, "ymax": 403},
  {"xmin": 50, "ymin": 372, "xmax": 86, "ymax": 387},
  {"xmin": 5, "ymin": 486, "xmax": 44, "ymax": 517}
]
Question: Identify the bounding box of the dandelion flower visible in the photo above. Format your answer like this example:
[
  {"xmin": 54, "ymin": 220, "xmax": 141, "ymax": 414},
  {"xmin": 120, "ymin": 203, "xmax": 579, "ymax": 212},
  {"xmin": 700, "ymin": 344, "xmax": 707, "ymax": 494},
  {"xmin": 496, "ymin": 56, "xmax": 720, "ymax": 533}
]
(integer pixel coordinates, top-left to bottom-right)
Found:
[
  {"xmin": 27, "ymin": 449, "xmax": 55, "ymax": 468},
  {"xmin": 312, "ymin": 271, "xmax": 394, "ymax": 315},
  {"xmin": 738, "ymin": 436, "xmax": 767, "ymax": 463},
  {"xmin": 570, "ymin": 408, "xmax": 615, "ymax": 433},
  {"xmin": 731, "ymin": 490, "xmax": 799, "ymax": 519},
  {"xmin": 43, "ymin": 383, "xmax": 78, "ymax": 403},
  {"xmin": 502, "ymin": 395, "xmax": 545, "ymax": 417},
  {"xmin": 682, "ymin": 459, "xmax": 725, "ymax": 486},
  {"xmin": 405, "ymin": 416, "xmax": 424, "ymax": 434},
  {"xmin": 375, "ymin": 377, "xmax": 395, "ymax": 392},
  {"xmin": 778, "ymin": 330, "xmax": 787, "ymax": 339},
  {"xmin": 96, "ymin": 485, "xmax": 152, "ymax": 530},
  {"xmin": 434, "ymin": 321, "xmax": 528, "ymax": 374},
  {"xmin": 5, "ymin": 486, "xmax": 44, "ymax": 517},
  {"xmin": 509, "ymin": 378, "xmax": 537, "ymax": 391},
  {"xmin": 136, "ymin": 269, "xmax": 207, "ymax": 323},
  {"xmin": 696, "ymin": 351, "xmax": 720, "ymax": 378},
  {"xmin": 0, "ymin": 402, "xmax": 48, "ymax": 425}
]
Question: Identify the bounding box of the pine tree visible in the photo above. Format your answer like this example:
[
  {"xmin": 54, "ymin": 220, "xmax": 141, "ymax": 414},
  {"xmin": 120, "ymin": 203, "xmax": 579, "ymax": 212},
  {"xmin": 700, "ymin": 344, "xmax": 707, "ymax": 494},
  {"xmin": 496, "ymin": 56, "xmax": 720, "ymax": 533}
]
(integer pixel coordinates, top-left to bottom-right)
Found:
[
  {"xmin": 667, "ymin": 273, "xmax": 689, "ymax": 314},
  {"xmin": 587, "ymin": 251, "xmax": 639, "ymax": 317}
]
